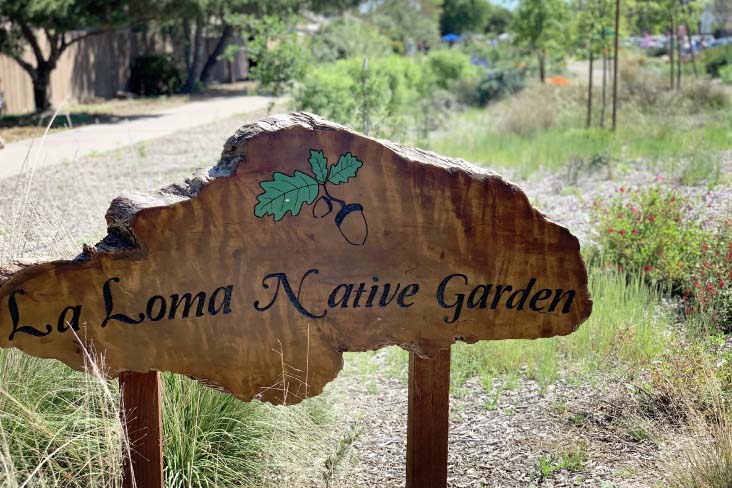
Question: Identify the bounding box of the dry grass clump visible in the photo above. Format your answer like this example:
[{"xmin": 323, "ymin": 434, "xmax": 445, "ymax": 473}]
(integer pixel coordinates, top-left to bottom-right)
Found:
[{"xmin": 496, "ymin": 83, "xmax": 571, "ymax": 136}]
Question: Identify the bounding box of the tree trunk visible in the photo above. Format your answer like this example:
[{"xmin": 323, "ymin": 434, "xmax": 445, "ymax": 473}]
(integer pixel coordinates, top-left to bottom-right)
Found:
[
  {"xmin": 612, "ymin": 0, "xmax": 620, "ymax": 131},
  {"xmin": 183, "ymin": 16, "xmax": 204, "ymax": 93},
  {"xmin": 587, "ymin": 50, "xmax": 594, "ymax": 129},
  {"xmin": 676, "ymin": 20, "xmax": 682, "ymax": 89},
  {"xmin": 32, "ymin": 67, "xmax": 52, "ymax": 113},
  {"xmin": 669, "ymin": 19, "xmax": 675, "ymax": 90},
  {"xmin": 601, "ymin": 47, "xmax": 607, "ymax": 128},
  {"xmin": 199, "ymin": 25, "xmax": 234, "ymax": 85},
  {"xmin": 537, "ymin": 50, "xmax": 546, "ymax": 83},
  {"xmin": 684, "ymin": 21, "xmax": 698, "ymax": 78}
]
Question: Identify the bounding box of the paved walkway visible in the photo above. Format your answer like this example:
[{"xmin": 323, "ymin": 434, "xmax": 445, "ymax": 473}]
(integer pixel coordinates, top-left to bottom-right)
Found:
[{"xmin": 0, "ymin": 95, "xmax": 276, "ymax": 179}]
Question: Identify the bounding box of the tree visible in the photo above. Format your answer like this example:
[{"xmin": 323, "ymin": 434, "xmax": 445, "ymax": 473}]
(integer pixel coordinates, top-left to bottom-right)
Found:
[
  {"xmin": 440, "ymin": 0, "xmax": 491, "ymax": 35},
  {"xmin": 0, "ymin": 0, "xmax": 127, "ymax": 112},
  {"xmin": 511, "ymin": 0, "xmax": 569, "ymax": 82},
  {"xmin": 485, "ymin": 5, "xmax": 513, "ymax": 34},
  {"xmin": 367, "ymin": 0, "xmax": 442, "ymax": 53}
]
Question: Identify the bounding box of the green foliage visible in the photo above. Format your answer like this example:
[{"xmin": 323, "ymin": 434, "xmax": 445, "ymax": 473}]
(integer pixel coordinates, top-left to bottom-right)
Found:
[
  {"xmin": 534, "ymin": 445, "xmax": 587, "ymax": 482},
  {"xmin": 294, "ymin": 55, "xmax": 462, "ymax": 140},
  {"xmin": 0, "ymin": 350, "xmax": 124, "ymax": 486},
  {"xmin": 593, "ymin": 186, "xmax": 706, "ymax": 288},
  {"xmin": 439, "ymin": 0, "xmax": 492, "ymax": 35},
  {"xmin": 425, "ymin": 49, "xmax": 481, "ymax": 89},
  {"xmin": 249, "ymin": 18, "xmax": 309, "ymax": 96},
  {"xmin": 719, "ymin": 65, "xmax": 732, "ymax": 85},
  {"xmin": 510, "ymin": 0, "xmax": 569, "ymax": 59},
  {"xmin": 162, "ymin": 374, "xmax": 265, "ymax": 487},
  {"xmin": 684, "ymin": 221, "xmax": 732, "ymax": 334},
  {"xmin": 308, "ymin": 17, "xmax": 392, "ymax": 62},
  {"xmin": 129, "ymin": 54, "xmax": 182, "ymax": 96},
  {"xmin": 366, "ymin": 0, "xmax": 441, "ymax": 53},
  {"xmin": 702, "ymin": 46, "xmax": 732, "ymax": 78}
]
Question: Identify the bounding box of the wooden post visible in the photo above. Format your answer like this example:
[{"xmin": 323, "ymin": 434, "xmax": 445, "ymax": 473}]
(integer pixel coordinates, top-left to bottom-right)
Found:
[
  {"xmin": 120, "ymin": 371, "xmax": 164, "ymax": 488},
  {"xmin": 406, "ymin": 347, "xmax": 451, "ymax": 488}
]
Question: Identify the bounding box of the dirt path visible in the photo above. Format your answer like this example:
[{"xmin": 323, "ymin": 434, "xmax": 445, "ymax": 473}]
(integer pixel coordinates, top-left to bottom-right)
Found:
[{"xmin": 0, "ymin": 94, "xmax": 280, "ymax": 179}]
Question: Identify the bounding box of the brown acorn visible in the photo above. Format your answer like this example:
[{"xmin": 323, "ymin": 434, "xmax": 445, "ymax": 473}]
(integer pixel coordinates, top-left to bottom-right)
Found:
[{"xmin": 335, "ymin": 203, "xmax": 368, "ymax": 246}]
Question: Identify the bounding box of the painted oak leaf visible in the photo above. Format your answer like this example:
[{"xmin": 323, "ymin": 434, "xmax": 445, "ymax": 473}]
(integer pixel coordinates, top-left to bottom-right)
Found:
[
  {"xmin": 308, "ymin": 149, "xmax": 328, "ymax": 183},
  {"xmin": 254, "ymin": 171, "xmax": 319, "ymax": 221},
  {"xmin": 328, "ymin": 152, "xmax": 362, "ymax": 185}
]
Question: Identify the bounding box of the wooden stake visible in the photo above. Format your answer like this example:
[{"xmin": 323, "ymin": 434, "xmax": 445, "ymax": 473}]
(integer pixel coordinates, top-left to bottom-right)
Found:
[
  {"xmin": 406, "ymin": 348, "xmax": 451, "ymax": 488},
  {"xmin": 120, "ymin": 371, "xmax": 164, "ymax": 488}
]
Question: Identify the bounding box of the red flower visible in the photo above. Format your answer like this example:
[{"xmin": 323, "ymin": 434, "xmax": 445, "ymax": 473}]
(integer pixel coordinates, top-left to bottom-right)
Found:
[
  {"xmin": 720, "ymin": 279, "xmax": 726, "ymax": 289},
  {"xmin": 618, "ymin": 229, "xmax": 626, "ymax": 236},
  {"xmin": 631, "ymin": 206, "xmax": 639, "ymax": 214},
  {"xmin": 619, "ymin": 186, "xmax": 625, "ymax": 193},
  {"xmin": 643, "ymin": 265, "xmax": 652, "ymax": 272},
  {"xmin": 617, "ymin": 213, "xmax": 624, "ymax": 219},
  {"xmin": 648, "ymin": 214, "xmax": 655, "ymax": 223},
  {"xmin": 607, "ymin": 228, "xmax": 614, "ymax": 233},
  {"xmin": 632, "ymin": 229, "xmax": 639, "ymax": 235}
]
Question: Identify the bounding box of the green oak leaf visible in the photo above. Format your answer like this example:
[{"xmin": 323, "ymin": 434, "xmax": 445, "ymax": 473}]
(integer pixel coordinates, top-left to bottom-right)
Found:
[
  {"xmin": 254, "ymin": 171, "xmax": 320, "ymax": 221},
  {"xmin": 328, "ymin": 152, "xmax": 363, "ymax": 185},
  {"xmin": 308, "ymin": 149, "xmax": 328, "ymax": 183}
]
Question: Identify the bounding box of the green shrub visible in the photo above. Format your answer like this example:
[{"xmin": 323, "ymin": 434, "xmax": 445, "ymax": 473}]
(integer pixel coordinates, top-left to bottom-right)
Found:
[
  {"xmin": 129, "ymin": 54, "xmax": 181, "ymax": 96},
  {"xmin": 684, "ymin": 220, "xmax": 732, "ymax": 333},
  {"xmin": 704, "ymin": 46, "xmax": 732, "ymax": 78},
  {"xmin": 294, "ymin": 55, "xmax": 460, "ymax": 140},
  {"xmin": 425, "ymin": 49, "xmax": 481, "ymax": 90},
  {"xmin": 476, "ymin": 68, "xmax": 526, "ymax": 104},
  {"xmin": 593, "ymin": 185, "xmax": 707, "ymax": 289},
  {"xmin": 251, "ymin": 35, "xmax": 309, "ymax": 96},
  {"xmin": 308, "ymin": 17, "xmax": 392, "ymax": 62},
  {"xmin": 720, "ymin": 65, "xmax": 732, "ymax": 85}
]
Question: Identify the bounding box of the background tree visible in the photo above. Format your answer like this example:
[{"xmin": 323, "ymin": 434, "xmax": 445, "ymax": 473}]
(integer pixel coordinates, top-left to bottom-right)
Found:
[
  {"xmin": 367, "ymin": 0, "xmax": 442, "ymax": 53},
  {"xmin": 484, "ymin": 5, "xmax": 513, "ymax": 34},
  {"xmin": 439, "ymin": 0, "xmax": 491, "ymax": 35},
  {"xmin": 575, "ymin": 0, "xmax": 612, "ymax": 127},
  {"xmin": 0, "ymin": 0, "xmax": 128, "ymax": 113},
  {"xmin": 511, "ymin": 0, "xmax": 569, "ymax": 82}
]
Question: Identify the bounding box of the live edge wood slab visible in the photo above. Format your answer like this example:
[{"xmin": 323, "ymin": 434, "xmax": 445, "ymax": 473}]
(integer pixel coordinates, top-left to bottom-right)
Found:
[{"xmin": 0, "ymin": 112, "xmax": 591, "ymax": 405}]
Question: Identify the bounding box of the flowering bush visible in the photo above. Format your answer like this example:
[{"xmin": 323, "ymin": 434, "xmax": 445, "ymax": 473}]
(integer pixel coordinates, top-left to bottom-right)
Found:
[
  {"xmin": 593, "ymin": 185, "xmax": 707, "ymax": 288},
  {"xmin": 684, "ymin": 221, "xmax": 732, "ymax": 332},
  {"xmin": 595, "ymin": 185, "xmax": 732, "ymax": 332}
]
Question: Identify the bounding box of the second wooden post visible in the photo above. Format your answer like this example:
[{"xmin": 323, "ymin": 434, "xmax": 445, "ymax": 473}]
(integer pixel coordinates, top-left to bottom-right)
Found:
[{"xmin": 406, "ymin": 347, "xmax": 451, "ymax": 488}]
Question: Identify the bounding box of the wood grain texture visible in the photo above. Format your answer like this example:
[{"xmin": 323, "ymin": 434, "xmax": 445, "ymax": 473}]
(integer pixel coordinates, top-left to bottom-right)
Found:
[
  {"xmin": 0, "ymin": 112, "xmax": 592, "ymax": 405},
  {"xmin": 120, "ymin": 371, "xmax": 164, "ymax": 488},
  {"xmin": 407, "ymin": 349, "xmax": 451, "ymax": 488}
]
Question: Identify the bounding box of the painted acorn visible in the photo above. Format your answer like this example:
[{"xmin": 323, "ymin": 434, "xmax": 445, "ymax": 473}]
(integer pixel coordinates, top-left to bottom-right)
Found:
[
  {"xmin": 312, "ymin": 196, "xmax": 333, "ymax": 218},
  {"xmin": 335, "ymin": 203, "xmax": 368, "ymax": 246}
]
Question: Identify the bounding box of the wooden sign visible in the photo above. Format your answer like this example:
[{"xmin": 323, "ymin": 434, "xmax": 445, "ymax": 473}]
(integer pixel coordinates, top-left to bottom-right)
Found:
[{"xmin": 0, "ymin": 112, "xmax": 591, "ymax": 405}]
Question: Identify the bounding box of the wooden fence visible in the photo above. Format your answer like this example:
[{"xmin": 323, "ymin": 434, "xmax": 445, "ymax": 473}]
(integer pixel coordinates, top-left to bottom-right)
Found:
[{"xmin": 0, "ymin": 30, "xmax": 248, "ymax": 114}]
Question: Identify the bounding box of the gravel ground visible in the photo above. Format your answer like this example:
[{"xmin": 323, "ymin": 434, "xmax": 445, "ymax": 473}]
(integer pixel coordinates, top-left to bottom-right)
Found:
[
  {"xmin": 325, "ymin": 350, "xmax": 670, "ymax": 488},
  {"xmin": 2, "ymin": 112, "xmax": 729, "ymax": 487}
]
